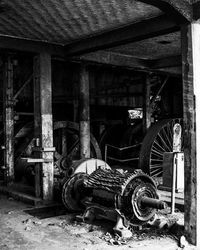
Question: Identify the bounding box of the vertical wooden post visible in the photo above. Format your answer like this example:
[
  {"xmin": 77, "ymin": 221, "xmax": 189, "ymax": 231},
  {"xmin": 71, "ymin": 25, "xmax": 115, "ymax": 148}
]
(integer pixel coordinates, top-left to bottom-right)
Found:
[
  {"xmin": 33, "ymin": 53, "xmax": 54, "ymax": 201},
  {"xmin": 79, "ymin": 64, "xmax": 90, "ymax": 158},
  {"xmin": 73, "ymin": 81, "xmax": 79, "ymax": 123},
  {"xmin": 143, "ymin": 74, "xmax": 151, "ymax": 134},
  {"xmin": 3, "ymin": 56, "xmax": 14, "ymax": 184},
  {"xmin": 33, "ymin": 56, "xmax": 42, "ymax": 198},
  {"xmin": 181, "ymin": 23, "xmax": 200, "ymax": 246}
]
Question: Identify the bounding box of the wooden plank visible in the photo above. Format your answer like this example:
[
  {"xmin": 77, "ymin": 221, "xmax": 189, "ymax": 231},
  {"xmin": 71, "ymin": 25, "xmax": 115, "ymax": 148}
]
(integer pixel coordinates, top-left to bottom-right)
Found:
[
  {"xmin": 136, "ymin": 0, "xmax": 192, "ymax": 23},
  {"xmin": 0, "ymin": 35, "xmax": 64, "ymax": 56},
  {"xmin": 65, "ymin": 15, "xmax": 179, "ymax": 56},
  {"xmin": 79, "ymin": 64, "xmax": 90, "ymax": 158},
  {"xmin": 181, "ymin": 23, "xmax": 200, "ymax": 246},
  {"xmin": 3, "ymin": 56, "xmax": 14, "ymax": 184},
  {"xmin": 33, "ymin": 53, "xmax": 54, "ymax": 201}
]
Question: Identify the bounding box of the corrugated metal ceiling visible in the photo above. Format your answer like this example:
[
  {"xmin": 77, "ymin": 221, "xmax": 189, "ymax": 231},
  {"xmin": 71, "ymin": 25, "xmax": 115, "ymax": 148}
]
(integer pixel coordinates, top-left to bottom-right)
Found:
[{"xmin": 0, "ymin": 0, "xmax": 162, "ymax": 45}]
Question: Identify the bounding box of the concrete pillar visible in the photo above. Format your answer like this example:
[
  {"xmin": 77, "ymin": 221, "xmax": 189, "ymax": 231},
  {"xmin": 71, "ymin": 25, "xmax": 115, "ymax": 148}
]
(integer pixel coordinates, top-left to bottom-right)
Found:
[
  {"xmin": 181, "ymin": 23, "xmax": 200, "ymax": 246},
  {"xmin": 3, "ymin": 56, "xmax": 14, "ymax": 184},
  {"xmin": 33, "ymin": 53, "xmax": 54, "ymax": 201},
  {"xmin": 79, "ymin": 64, "xmax": 90, "ymax": 158}
]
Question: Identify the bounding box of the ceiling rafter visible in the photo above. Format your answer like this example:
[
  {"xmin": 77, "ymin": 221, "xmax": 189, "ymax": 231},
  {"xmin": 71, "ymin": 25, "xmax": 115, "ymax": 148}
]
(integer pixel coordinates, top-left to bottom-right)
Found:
[
  {"xmin": 65, "ymin": 14, "xmax": 179, "ymax": 56},
  {"xmin": 149, "ymin": 55, "xmax": 181, "ymax": 68},
  {"xmin": 75, "ymin": 51, "xmax": 149, "ymax": 69},
  {"xmin": 74, "ymin": 51, "xmax": 181, "ymax": 71},
  {"xmin": 0, "ymin": 35, "xmax": 65, "ymax": 56}
]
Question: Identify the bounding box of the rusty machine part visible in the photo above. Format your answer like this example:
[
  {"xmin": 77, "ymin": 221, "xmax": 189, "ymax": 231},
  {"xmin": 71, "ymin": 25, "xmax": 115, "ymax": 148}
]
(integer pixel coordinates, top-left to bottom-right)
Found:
[
  {"xmin": 139, "ymin": 118, "xmax": 182, "ymax": 183},
  {"xmin": 14, "ymin": 121, "xmax": 102, "ymax": 183},
  {"xmin": 99, "ymin": 121, "xmax": 143, "ymax": 166},
  {"xmin": 66, "ymin": 158, "xmax": 110, "ymax": 177},
  {"xmin": 99, "ymin": 122, "xmax": 143, "ymax": 155},
  {"xmin": 99, "ymin": 118, "xmax": 182, "ymax": 184},
  {"xmin": 62, "ymin": 167, "xmax": 166, "ymax": 227}
]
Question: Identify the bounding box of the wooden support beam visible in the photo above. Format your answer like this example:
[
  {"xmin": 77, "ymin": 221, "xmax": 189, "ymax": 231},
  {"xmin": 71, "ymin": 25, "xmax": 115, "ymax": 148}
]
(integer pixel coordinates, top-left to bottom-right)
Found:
[
  {"xmin": 77, "ymin": 51, "xmax": 182, "ymax": 70},
  {"xmin": 143, "ymin": 74, "xmax": 151, "ymax": 134},
  {"xmin": 181, "ymin": 23, "xmax": 200, "ymax": 246},
  {"xmin": 149, "ymin": 55, "xmax": 181, "ymax": 69},
  {"xmin": 33, "ymin": 53, "xmax": 54, "ymax": 201},
  {"xmin": 3, "ymin": 56, "xmax": 14, "ymax": 184},
  {"xmin": 136, "ymin": 0, "xmax": 192, "ymax": 23},
  {"xmin": 192, "ymin": 2, "xmax": 200, "ymax": 21},
  {"xmin": 0, "ymin": 35, "xmax": 64, "ymax": 57},
  {"xmin": 33, "ymin": 56, "xmax": 42, "ymax": 198},
  {"xmin": 79, "ymin": 64, "xmax": 90, "ymax": 158},
  {"xmin": 77, "ymin": 51, "xmax": 149, "ymax": 69},
  {"xmin": 65, "ymin": 15, "xmax": 179, "ymax": 56}
]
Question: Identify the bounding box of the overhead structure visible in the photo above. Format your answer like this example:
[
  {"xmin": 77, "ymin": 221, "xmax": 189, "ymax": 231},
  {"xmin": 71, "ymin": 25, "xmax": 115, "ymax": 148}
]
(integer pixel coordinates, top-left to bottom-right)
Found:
[{"xmin": 0, "ymin": 0, "xmax": 199, "ymax": 246}]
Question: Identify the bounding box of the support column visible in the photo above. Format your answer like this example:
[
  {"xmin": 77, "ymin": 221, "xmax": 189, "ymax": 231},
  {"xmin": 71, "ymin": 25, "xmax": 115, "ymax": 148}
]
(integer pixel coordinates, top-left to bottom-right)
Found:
[
  {"xmin": 143, "ymin": 74, "xmax": 151, "ymax": 134},
  {"xmin": 33, "ymin": 53, "xmax": 54, "ymax": 201},
  {"xmin": 3, "ymin": 56, "xmax": 14, "ymax": 184},
  {"xmin": 181, "ymin": 23, "xmax": 200, "ymax": 246},
  {"xmin": 79, "ymin": 64, "xmax": 90, "ymax": 158}
]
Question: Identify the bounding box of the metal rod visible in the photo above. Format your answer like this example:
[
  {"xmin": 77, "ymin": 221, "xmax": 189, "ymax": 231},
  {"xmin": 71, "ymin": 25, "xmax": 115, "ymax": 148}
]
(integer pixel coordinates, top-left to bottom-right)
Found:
[
  {"xmin": 105, "ymin": 144, "xmax": 108, "ymax": 163},
  {"xmin": 105, "ymin": 143, "xmax": 141, "ymax": 151},
  {"xmin": 150, "ymin": 76, "xmax": 169, "ymax": 109},
  {"xmin": 16, "ymin": 112, "xmax": 34, "ymax": 116},
  {"xmin": 107, "ymin": 156, "xmax": 139, "ymax": 162},
  {"xmin": 171, "ymin": 154, "xmax": 177, "ymax": 214},
  {"xmin": 140, "ymin": 197, "xmax": 166, "ymax": 210}
]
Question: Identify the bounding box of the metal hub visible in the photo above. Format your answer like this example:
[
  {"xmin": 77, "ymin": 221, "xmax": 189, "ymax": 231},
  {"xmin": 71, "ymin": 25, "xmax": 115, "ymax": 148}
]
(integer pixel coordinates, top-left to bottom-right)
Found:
[
  {"xmin": 131, "ymin": 182, "xmax": 158, "ymax": 223},
  {"xmin": 62, "ymin": 172, "xmax": 88, "ymax": 211}
]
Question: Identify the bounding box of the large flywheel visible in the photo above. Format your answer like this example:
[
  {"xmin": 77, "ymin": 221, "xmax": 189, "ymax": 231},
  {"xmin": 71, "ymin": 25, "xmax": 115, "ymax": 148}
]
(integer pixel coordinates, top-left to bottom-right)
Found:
[
  {"xmin": 14, "ymin": 121, "xmax": 101, "ymax": 183},
  {"xmin": 139, "ymin": 118, "xmax": 182, "ymax": 182}
]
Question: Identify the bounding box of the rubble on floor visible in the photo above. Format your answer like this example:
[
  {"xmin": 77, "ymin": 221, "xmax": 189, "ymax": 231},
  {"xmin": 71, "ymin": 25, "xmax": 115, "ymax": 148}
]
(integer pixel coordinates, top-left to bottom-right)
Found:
[{"xmin": 0, "ymin": 194, "xmax": 196, "ymax": 250}]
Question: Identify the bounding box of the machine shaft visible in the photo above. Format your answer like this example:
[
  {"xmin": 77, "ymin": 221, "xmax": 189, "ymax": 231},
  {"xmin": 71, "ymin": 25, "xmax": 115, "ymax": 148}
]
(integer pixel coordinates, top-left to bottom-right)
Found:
[{"xmin": 140, "ymin": 196, "xmax": 166, "ymax": 210}]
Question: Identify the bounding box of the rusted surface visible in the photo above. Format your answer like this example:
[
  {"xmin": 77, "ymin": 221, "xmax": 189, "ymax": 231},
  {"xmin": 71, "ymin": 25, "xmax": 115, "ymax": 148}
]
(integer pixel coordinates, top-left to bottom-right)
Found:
[
  {"xmin": 62, "ymin": 168, "xmax": 161, "ymax": 225},
  {"xmin": 3, "ymin": 56, "xmax": 14, "ymax": 184}
]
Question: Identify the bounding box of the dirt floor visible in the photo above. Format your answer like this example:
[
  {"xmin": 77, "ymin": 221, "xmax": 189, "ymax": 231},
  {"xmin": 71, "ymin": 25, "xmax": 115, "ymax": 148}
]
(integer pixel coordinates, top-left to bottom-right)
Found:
[{"xmin": 0, "ymin": 194, "xmax": 197, "ymax": 250}]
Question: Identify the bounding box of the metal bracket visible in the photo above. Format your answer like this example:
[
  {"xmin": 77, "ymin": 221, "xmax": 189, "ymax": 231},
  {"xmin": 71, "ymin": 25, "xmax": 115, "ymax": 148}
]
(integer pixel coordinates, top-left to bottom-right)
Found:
[
  {"xmin": 21, "ymin": 157, "xmax": 53, "ymax": 163},
  {"xmin": 32, "ymin": 147, "xmax": 56, "ymax": 152}
]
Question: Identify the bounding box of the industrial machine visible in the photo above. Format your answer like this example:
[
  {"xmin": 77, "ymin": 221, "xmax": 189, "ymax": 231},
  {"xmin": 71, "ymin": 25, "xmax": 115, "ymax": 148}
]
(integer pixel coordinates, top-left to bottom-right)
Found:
[{"xmin": 62, "ymin": 159, "xmax": 166, "ymax": 236}]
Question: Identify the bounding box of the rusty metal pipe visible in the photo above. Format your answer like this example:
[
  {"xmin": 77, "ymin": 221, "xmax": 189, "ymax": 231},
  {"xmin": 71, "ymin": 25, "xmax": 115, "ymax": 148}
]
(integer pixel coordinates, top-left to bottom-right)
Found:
[{"xmin": 140, "ymin": 197, "xmax": 166, "ymax": 210}]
